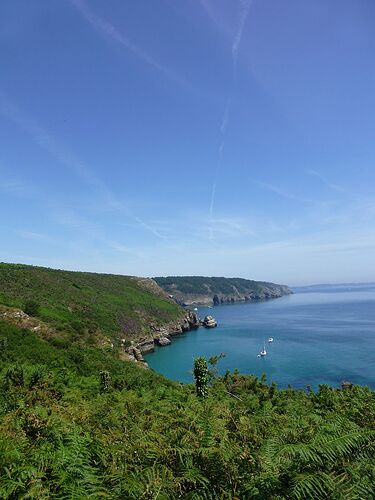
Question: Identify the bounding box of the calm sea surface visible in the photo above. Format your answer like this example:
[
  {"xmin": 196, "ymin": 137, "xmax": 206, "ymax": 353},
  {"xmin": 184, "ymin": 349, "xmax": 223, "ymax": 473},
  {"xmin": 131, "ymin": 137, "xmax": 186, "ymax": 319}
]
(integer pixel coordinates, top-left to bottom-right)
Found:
[{"xmin": 145, "ymin": 288, "xmax": 375, "ymax": 389}]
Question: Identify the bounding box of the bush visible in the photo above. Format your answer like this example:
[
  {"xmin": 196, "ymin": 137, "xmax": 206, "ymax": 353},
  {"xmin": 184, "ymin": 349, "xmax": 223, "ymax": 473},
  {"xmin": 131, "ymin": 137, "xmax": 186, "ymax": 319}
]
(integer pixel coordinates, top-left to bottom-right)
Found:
[
  {"xmin": 24, "ymin": 300, "xmax": 40, "ymax": 317},
  {"xmin": 194, "ymin": 357, "xmax": 209, "ymax": 398}
]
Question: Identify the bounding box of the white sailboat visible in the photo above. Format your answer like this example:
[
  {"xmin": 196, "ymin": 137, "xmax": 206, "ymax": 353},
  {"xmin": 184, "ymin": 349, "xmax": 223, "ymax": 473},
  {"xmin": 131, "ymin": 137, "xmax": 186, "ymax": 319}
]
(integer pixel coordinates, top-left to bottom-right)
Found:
[{"xmin": 258, "ymin": 341, "xmax": 267, "ymax": 357}]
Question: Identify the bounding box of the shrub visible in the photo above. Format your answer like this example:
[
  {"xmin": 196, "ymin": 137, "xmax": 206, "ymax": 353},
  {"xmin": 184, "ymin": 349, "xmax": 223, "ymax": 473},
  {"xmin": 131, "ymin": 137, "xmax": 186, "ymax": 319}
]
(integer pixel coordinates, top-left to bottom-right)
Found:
[
  {"xmin": 194, "ymin": 357, "xmax": 209, "ymax": 398},
  {"xmin": 24, "ymin": 300, "xmax": 40, "ymax": 317},
  {"xmin": 99, "ymin": 370, "xmax": 110, "ymax": 393}
]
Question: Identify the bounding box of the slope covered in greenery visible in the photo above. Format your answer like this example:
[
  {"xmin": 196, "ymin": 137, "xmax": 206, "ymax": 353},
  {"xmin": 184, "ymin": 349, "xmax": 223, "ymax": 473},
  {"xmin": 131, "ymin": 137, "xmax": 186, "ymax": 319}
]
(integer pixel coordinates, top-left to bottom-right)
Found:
[
  {"xmin": 154, "ymin": 276, "xmax": 292, "ymax": 305},
  {"xmin": 0, "ymin": 263, "xmax": 374, "ymax": 498},
  {"xmin": 0, "ymin": 263, "xmax": 183, "ymax": 341},
  {"xmin": 0, "ymin": 318, "xmax": 374, "ymax": 498}
]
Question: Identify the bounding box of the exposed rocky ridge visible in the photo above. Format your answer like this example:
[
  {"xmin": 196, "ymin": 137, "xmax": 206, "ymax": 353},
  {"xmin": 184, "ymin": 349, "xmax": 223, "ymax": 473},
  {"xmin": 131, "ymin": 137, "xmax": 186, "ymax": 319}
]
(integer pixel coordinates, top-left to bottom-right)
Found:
[
  {"xmin": 153, "ymin": 276, "xmax": 292, "ymax": 306},
  {"xmin": 123, "ymin": 309, "xmax": 200, "ymax": 367},
  {"xmin": 0, "ymin": 304, "xmax": 116, "ymax": 350},
  {"xmin": 131, "ymin": 277, "xmax": 175, "ymax": 302},
  {"xmin": 0, "ymin": 304, "xmax": 52, "ymax": 337}
]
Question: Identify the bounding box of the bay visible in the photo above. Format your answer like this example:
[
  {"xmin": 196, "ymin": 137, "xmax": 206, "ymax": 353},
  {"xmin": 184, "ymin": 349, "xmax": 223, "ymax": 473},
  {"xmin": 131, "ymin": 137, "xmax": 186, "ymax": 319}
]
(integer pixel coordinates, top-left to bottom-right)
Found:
[{"xmin": 144, "ymin": 288, "xmax": 375, "ymax": 389}]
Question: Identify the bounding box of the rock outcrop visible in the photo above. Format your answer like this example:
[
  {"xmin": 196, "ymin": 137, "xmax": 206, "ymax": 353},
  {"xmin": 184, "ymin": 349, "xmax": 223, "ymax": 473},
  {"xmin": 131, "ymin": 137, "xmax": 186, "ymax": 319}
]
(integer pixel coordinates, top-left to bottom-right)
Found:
[
  {"xmin": 123, "ymin": 310, "xmax": 201, "ymax": 366},
  {"xmin": 157, "ymin": 336, "xmax": 171, "ymax": 346},
  {"xmin": 138, "ymin": 341, "xmax": 155, "ymax": 354},
  {"xmin": 0, "ymin": 305, "xmax": 53, "ymax": 338},
  {"xmin": 202, "ymin": 315, "xmax": 217, "ymax": 328}
]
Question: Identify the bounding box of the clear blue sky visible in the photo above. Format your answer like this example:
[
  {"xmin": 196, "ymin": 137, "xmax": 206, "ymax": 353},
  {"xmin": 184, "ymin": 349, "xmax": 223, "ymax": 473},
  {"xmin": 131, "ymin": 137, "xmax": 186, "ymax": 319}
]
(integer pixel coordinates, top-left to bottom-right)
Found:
[{"xmin": 1, "ymin": 0, "xmax": 375, "ymax": 285}]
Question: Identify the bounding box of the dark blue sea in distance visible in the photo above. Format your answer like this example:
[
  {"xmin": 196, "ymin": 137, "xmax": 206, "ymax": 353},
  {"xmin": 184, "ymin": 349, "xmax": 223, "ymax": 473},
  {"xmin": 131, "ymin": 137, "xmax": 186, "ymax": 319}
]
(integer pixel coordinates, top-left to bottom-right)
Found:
[{"xmin": 145, "ymin": 285, "xmax": 375, "ymax": 390}]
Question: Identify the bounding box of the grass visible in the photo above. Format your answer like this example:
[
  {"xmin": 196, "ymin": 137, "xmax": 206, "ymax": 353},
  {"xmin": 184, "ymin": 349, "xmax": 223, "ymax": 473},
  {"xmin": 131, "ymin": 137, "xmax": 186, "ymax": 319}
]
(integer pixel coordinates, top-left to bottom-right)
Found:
[{"xmin": 0, "ymin": 263, "xmax": 183, "ymax": 341}]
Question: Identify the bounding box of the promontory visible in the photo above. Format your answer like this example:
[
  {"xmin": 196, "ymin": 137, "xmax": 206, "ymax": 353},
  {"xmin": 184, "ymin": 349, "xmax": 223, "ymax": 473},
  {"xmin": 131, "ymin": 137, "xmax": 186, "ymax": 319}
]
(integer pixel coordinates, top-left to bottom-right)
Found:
[{"xmin": 153, "ymin": 276, "xmax": 292, "ymax": 306}]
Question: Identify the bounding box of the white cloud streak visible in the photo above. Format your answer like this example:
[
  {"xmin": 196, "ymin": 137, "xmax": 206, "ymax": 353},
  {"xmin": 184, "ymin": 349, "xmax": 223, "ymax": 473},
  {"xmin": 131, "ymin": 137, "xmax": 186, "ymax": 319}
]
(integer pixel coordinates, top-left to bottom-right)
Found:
[
  {"xmin": 208, "ymin": 0, "xmax": 252, "ymax": 239},
  {"xmin": 255, "ymin": 180, "xmax": 317, "ymax": 204},
  {"xmin": 0, "ymin": 90, "xmax": 165, "ymax": 241},
  {"xmin": 208, "ymin": 181, "xmax": 217, "ymax": 240},
  {"xmin": 0, "ymin": 175, "xmax": 37, "ymax": 199},
  {"xmin": 305, "ymin": 169, "xmax": 347, "ymax": 194},
  {"xmin": 16, "ymin": 230, "xmax": 49, "ymax": 241},
  {"xmin": 232, "ymin": 0, "xmax": 252, "ymax": 75},
  {"xmin": 70, "ymin": 0, "xmax": 192, "ymax": 92}
]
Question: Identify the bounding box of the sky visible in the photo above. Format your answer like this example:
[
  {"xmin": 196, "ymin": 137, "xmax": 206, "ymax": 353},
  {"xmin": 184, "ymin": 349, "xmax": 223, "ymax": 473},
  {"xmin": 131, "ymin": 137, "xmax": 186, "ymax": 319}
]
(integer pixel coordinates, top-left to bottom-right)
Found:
[{"xmin": 1, "ymin": 0, "xmax": 375, "ymax": 286}]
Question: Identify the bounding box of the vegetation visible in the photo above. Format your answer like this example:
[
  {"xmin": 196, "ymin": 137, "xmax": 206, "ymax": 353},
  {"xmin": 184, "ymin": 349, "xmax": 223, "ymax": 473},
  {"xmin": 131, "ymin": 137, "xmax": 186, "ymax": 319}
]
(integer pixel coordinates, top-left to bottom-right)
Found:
[
  {"xmin": 0, "ymin": 263, "xmax": 183, "ymax": 341},
  {"xmin": 0, "ymin": 318, "xmax": 374, "ymax": 498},
  {"xmin": 0, "ymin": 262, "xmax": 373, "ymax": 498},
  {"xmin": 194, "ymin": 357, "xmax": 209, "ymax": 398},
  {"xmin": 23, "ymin": 300, "xmax": 40, "ymax": 317},
  {"xmin": 154, "ymin": 276, "xmax": 291, "ymax": 303}
]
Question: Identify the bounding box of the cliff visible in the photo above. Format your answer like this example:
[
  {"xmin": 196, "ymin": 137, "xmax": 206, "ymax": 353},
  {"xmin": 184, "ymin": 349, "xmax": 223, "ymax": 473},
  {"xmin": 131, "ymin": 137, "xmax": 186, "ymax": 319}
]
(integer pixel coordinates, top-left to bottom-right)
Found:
[
  {"xmin": 0, "ymin": 263, "xmax": 204, "ymax": 367},
  {"xmin": 153, "ymin": 276, "xmax": 292, "ymax": 306}
]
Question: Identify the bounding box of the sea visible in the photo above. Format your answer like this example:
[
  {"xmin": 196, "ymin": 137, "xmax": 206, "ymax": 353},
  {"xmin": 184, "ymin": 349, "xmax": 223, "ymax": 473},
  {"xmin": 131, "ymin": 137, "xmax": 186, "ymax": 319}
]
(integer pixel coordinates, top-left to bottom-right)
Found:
[{"xmin": 144, "ymin": 285, "xmax": 375, "ymax": 390}]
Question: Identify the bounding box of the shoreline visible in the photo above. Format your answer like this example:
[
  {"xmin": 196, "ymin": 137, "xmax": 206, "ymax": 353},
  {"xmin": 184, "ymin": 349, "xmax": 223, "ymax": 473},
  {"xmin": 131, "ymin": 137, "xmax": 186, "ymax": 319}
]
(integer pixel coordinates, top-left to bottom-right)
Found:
[{"xmin": 126, "ymin": 294, "xmax": 290, "ymax": 367}]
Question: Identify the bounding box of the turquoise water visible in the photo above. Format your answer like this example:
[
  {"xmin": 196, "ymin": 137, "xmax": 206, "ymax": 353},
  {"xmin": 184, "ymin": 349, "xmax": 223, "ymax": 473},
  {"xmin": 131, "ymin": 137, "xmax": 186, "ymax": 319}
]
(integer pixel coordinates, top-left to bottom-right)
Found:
[{"xmin": 145, "ymin": 289, "xmax": 375, "ymax": 389}]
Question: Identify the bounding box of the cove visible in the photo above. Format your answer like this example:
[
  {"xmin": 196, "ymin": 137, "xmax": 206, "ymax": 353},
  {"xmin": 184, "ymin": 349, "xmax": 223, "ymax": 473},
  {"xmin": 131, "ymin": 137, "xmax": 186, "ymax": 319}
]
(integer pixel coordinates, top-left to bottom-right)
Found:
[{"xmin": 144, "ymin": 288, "xmax": 375, "ymax": 390}]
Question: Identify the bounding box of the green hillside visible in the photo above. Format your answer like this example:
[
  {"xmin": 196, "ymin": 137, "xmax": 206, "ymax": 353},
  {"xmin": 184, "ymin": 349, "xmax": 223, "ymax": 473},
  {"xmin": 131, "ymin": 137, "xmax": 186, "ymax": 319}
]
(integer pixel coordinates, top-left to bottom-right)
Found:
[
  {"xmin": 154, "ymin": 276, "xmax": 292, "ymax": 305},
  {"xmin": 0, "ymin": 263, "xmax": 374, "ymax": 498},
  {"xmin": 0, "ymin": 263, "xmax": 183, "ymax": 342},
  {"xmin": 0, "ymin": 319, "xmax": 374, "ymax": 498}
]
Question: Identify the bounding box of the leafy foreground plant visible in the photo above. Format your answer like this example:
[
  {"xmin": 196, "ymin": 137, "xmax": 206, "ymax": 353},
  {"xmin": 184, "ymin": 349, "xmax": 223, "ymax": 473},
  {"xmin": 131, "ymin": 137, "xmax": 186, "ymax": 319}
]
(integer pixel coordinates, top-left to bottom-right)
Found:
[
  {"xmin": 194, "ymin": 356, "xmax": 209, "ymax": 398},
  {"xmin": 0, "ymin": 320, "xmax": 374, "ymax": 499}
]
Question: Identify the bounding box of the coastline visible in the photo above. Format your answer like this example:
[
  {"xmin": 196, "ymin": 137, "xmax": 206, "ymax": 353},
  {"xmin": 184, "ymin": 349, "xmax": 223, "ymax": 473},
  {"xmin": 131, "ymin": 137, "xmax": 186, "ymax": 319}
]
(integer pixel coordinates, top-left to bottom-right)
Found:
[
  {"xmin": 125, "ymin": 294, "xmax": 290, "ymax": 367},
  {"xmin": 143, "ymin": 290, "xmax": 375, "ymax": 390}
]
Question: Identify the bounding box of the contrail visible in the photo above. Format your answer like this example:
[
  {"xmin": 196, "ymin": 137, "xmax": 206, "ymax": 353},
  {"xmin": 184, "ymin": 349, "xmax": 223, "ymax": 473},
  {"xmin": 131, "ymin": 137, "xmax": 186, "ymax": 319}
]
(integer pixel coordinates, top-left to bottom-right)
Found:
[
  {"xmin": 220, "ymin": 96, "xmax": 233, "ymax": 135},
  {"xmin": 0, "ymin": 90, "xmax": 101, "ymax": 189},
  {"xmin": 209, "ymin": 0, "xmax": 252, "ymax": 240},
  {"xmin": 70, "ymin": 0, "xmax": 192, "ymax": 92},
  {"xmin": 232, "ymin": 0, "xmax": 252, "ymax": 74},
  {"xmin": 0, "ymin": 90, "xmax": 166, "ymax": 241},
  {"xmin": 208, "ymin": 181, "xmax": 217, "ymax": 239},
  {"xmin": 305, "ymin": 169, "xmax": 347, "ymax": 194}
]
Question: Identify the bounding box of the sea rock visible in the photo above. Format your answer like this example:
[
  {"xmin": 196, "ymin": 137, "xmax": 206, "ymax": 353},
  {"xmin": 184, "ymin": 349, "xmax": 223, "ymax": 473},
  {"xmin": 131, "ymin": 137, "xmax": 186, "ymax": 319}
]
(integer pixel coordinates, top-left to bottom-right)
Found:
[
  {"xmin": 157, "ymin": 336, "xmax": 171, "ymax": 346},
  {"xmin": 131, "ymin": 347, "xmax": 144, "ymax": 362},
  {"xmin": 186, "ymin": 310, "xmax": 199, "ymax": 329},
  {"xmin": 181, "ymin": 320, "xmax": 190, "ymax": 332},
  {"xmin": 202, "ymin": 315, "xmax": 217, "ymax": 328},
  {"xmin": 157, "ymin": 327, "xmax": 170, "ymax": 337},
  {"xmin": 138, "ymin": 341, "xmax": 155, "ymax": 354},
  {"xmin": 168, "ymin": 325, "xmax": 183, "ymax": 336}
]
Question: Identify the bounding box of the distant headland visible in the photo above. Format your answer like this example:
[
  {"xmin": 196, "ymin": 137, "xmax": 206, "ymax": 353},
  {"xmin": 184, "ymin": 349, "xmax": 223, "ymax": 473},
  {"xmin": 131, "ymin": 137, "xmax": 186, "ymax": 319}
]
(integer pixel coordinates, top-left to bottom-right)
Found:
[{"xmin": 153, "ymin": 276, "xmax": 292, "ymax": 306}]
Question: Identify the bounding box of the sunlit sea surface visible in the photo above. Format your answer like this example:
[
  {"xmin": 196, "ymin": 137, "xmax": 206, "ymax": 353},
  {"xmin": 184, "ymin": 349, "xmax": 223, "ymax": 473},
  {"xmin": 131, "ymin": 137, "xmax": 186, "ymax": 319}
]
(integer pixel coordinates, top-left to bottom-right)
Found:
[{"xmin": 145, "ymin": 286, "xmax": 375, "ymax": 389}]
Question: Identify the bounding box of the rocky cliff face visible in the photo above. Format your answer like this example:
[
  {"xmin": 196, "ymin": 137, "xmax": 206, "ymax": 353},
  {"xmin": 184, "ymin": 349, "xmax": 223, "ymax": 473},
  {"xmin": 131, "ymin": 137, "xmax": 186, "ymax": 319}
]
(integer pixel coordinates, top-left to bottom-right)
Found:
[
  {"xmin": 153, "ymin": 276, "xmax": 292, "ymax": 306},
  {"xmin": 124, "ymin": 310, "xmax": 200, "ymax": 366},
  {"xmin": 211, "ymin": 284, "xmax": 292, "ymax": 305}
]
